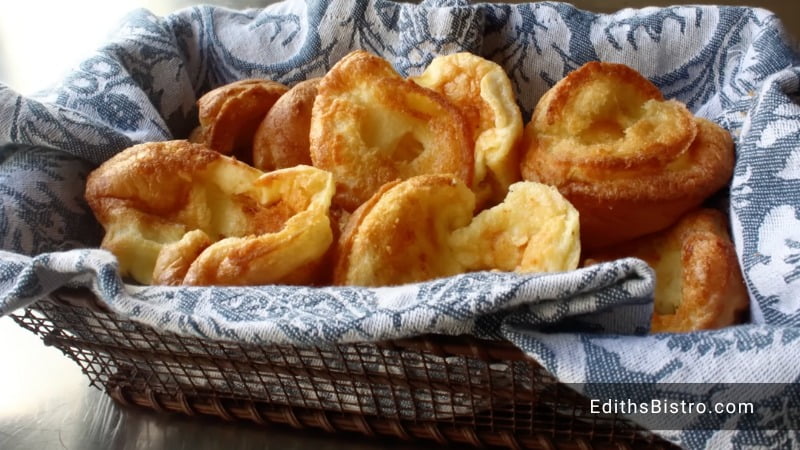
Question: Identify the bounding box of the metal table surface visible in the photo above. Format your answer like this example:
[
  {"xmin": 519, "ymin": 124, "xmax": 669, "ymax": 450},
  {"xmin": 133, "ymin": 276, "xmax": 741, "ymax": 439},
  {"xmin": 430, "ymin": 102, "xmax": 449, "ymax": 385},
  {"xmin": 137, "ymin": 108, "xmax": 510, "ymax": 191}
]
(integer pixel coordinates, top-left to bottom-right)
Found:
[
  {"xmin": 0, "ymin": 1, "xmax": 797, "ymax": 450},
  {"xmin": 0, "ymin": 315, "xmax": 428, "ymax": 450}
]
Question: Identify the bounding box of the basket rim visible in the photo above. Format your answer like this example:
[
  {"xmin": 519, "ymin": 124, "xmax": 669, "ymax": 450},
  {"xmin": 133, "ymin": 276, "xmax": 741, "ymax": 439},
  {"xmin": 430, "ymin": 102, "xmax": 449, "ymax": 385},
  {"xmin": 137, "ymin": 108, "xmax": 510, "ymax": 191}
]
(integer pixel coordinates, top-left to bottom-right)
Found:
[{"xmin": 45, "ymin": 286, "xmax": 532, "ymax": 362}]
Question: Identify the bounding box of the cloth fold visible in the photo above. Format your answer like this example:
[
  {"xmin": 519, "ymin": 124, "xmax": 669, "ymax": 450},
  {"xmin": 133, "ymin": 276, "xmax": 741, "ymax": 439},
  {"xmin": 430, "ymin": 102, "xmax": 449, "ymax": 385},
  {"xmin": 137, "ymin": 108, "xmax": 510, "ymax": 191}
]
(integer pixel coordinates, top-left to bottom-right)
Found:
[{"xmin": 1, "ymin": 1, "xmax": 800, "ymax": 447}]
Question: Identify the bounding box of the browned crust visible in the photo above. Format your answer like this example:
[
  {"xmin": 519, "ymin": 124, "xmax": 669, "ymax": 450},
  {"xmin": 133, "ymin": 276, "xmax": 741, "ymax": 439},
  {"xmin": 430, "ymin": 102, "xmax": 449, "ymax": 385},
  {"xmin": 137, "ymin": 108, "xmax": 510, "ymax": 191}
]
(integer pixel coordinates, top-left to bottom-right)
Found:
[
  {"xmin": 332, "ymin": 179, "xmax": 403, "ymax": 285},
  {"xmin": 521, "ymin": 61, "xmax": 734, "ymax": 249},
  {"xmin": 650, "ymin": 209, "xmax": 749, "ymax": 333},
  {"xmin": 584, "ymin": 208, "xmax": 750, "ymax": 333},
  {"xmin": 531, "ymin": 118, "xmax": 732, "ymax": 202},
  {"xmin": 570, "ymin": 118, "xmax": 733, "ymax": 249},
  {"xmin": 176, "ymin": 164, "xmax": 335, "ymax": 286},
  {"xmin": 537, "ymin": 61, "xmax": 664, "ymax": 126},
  {"xmin": 86, "ymin": 140, "xmax": 335, "ymax": 286},
  {"xmin": 412, "ymin": 52, "xmax": 524, "ymax": 209},
  {"xmin": 152, "ymin": 229, "xmax": 212, "ymax": 285},
  {"xmin": 252, "ymin": 78, "xmax": 320, "ymax": 171},
  {"xmin": 332, "ymin": 175, "xmax": 474, "ymax": 286},
  {"xmin": 197, "ymin": 78, "xmax": 289, "ymax": 163},
  {"xmin": 309, "ymin": 50, "xmax": 474, "ymax": 212},
  {"xmin": 412, "ymin": 52, "xmax": 497, "ymax": 145},
  {"xmin": 181, "ymin": 224, "xmax": 325, "ymax": 286},
  {"xmin": 86, "ymin": 140, "xmax": 222, "ymax": 223}
]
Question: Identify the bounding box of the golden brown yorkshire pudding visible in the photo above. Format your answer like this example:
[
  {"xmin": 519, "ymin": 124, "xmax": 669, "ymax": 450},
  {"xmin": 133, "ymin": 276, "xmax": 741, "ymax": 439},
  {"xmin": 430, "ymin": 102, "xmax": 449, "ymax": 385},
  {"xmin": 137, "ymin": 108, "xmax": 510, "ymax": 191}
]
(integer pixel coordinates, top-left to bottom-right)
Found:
[
  {"xmin": 521, "ymin": 61, "xmax": 734, "ymax": 250},
  {"xmin": 252, "ymin": 78, "xmax": 319, "ymax": 171},
  {"xmin": 333, "ymin": 175, "xmax": 580, "ymax": 287},
  {"xmin": 195, "ymin": 78, "xmax": 288, "ymax": 163},
  {"xmin": 333, "ymin": 175, "xmax": 475, "ymax": 287},
  {"xmin": 583, "ymin": 208, "xmax": 749, "ymax": 333},
  {"xmin": 413, "ymin": 52, "xmax": 523, "ymax": 208},
  {"xmin": 85, "ymin": 140, "xmax": 334, "ymax": 286},
  {"xmin": 310, "ymin": 50, "xmax": 474, "ymax": 212},
  {"xmin": 450, "ymin": 181, "xmax": 580, "ymax": 274}
]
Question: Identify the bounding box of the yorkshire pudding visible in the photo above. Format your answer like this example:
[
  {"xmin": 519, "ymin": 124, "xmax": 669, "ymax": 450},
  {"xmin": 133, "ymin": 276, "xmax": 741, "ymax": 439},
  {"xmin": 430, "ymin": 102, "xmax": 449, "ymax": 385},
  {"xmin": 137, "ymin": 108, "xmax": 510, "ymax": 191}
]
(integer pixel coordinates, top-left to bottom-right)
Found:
[
  {"xmin": 310, "ymin": 50, "xmax": 474, "ymax": 212},
  {"xmin": 334, "ymin": 174, "xmax": 580, "ymax": 287},
  {"xmin": 413, "ymin": 52, "xmax": 523, "ymax": 208},
  {"xmin": 85, "ymin": 140, "xmax": 334, "ymax": 286},
  {"xmin": 521, "ymin": 61, "xmax": 734, "ymax": 249},
  {"xmin": 252, "ymin": 78, "xmax": 319, "ymax": 171},
  {"xmin": 333, "ymin": 175, "xmax": 474, "ymax": 286},
  {"xmin": 195, "ymin": 78, "xmax": 288, "ymax": 163},
  {"xmin": 583, "ymin": 208, "xmax": 749, "ymax": 333},
  {"xmin": 450, "ymin": 181, "xmax": 580, "ymax": 274}
]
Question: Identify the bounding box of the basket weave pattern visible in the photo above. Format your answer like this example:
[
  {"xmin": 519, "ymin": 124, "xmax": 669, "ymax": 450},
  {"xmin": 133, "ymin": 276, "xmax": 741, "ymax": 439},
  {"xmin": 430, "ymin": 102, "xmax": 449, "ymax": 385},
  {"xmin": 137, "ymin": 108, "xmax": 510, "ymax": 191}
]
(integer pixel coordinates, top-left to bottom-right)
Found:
[{"xmin": 10, "ymin": 289, "xmax": 676, "ymax": 449}]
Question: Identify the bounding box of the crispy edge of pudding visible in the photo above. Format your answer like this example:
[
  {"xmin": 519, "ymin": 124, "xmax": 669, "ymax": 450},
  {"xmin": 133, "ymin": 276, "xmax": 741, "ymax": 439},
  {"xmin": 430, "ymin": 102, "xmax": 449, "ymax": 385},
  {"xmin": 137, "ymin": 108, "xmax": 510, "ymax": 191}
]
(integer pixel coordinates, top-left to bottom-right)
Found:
[
  {"xmin": 521, "ymin": 62, "xmax": 734, "ymax": 249},
  {"xmin": 309, "ymin": 50, "xmax": 474, "ymax": 212},
  {"xmin": 85, "ymin": 140, "xmax": 335, "ymax": 286},
  {"xmin": 252, "ymin": 77, "xmax": 320, "ymax": 171},
  {"xmin": 196, "ymin": 78, "xmax": 289, "ymax": 163},
  {"xmin": 413, "ymin": 52, "xmax": 523, "ymax": 208},
  {"xmin": 333, "ymin": 174, "xmax": 475, "ymax": 287},
  {"xmin": 583, "ymin": 208, "xmax": 750, "ymax": 333}
]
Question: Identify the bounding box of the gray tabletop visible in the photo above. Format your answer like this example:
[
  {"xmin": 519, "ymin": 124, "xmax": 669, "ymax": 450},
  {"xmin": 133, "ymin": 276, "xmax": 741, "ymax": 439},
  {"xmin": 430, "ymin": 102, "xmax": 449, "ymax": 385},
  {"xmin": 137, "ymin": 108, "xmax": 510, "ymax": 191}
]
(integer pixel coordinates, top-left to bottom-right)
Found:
[
  {"xmin": 0, "ymin": 315, "xmax": 429, "ymax": 449},
  {"xmin": 0, "ymin": 1, "xmax": 797, "ymax": 449}
]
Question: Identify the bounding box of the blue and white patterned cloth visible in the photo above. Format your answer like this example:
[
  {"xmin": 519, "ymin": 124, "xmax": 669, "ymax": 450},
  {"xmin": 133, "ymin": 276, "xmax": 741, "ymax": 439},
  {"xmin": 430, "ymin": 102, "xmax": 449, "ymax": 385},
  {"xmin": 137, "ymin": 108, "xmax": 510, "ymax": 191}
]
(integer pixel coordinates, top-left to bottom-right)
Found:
[{"xmin": 1, "ymin": 0, "xmax": 800, "ymax": 447}]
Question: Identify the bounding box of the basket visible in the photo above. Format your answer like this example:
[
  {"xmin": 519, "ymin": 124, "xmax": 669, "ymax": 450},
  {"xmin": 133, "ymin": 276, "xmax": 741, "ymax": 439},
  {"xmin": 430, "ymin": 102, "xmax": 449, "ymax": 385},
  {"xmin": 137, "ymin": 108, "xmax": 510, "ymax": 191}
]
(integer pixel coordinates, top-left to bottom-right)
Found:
[
  {"xmin": 10, "ymin": 288, "xmax": 677, "ymax": 449},
  {"xmin": 5, "ymin": 1, "xmax": 800, "ymax": 448}
]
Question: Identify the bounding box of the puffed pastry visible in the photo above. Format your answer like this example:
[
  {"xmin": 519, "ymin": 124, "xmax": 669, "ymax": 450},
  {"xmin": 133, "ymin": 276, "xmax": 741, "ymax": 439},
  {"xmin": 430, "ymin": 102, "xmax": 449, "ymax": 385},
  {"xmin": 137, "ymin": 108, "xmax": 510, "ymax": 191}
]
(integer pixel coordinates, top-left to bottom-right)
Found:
[
  {"xmin": 449, "ymin": 181, "xmax": 581, "ymax": 274},
  {"xmin": 333, "ymin": 175, "xmax": 475, "ymax": 286},
  {"xmin": 310, "ymin": 50, "xmax": 474, "ymax": 212},
  {"xmin": 333, "ymin": 174, "xmax": 580, "ymax": 287},
  {"xmin": 521, "ymin": 61, "xmax": 735, "ymax": 250},
  {"xmin": 413, "ymin": 52, "xmax": 523, "ymax": 208},
  {"xmin": 252, "ymin": 78, "xmax": 319, "ymax": 171},
  {"xmin": 85, "ymin": 140, "xmax": 334, "ymax": 286},
  {"xmin": 194, "ymin": 78, "xmax": 288, "ymax": 164},
  {"xmin": 583, "ymin": 208, "xmax": 749, "ymax": 333}
]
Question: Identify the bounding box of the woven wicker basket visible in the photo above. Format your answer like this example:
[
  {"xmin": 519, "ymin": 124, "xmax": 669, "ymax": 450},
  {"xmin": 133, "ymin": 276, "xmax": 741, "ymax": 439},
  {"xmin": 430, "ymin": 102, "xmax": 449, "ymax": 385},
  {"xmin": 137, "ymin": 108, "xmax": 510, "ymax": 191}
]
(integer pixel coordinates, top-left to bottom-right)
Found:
[{"xmin": 9, "ymin": 287, "xmax": 679, "ymax": 449}]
